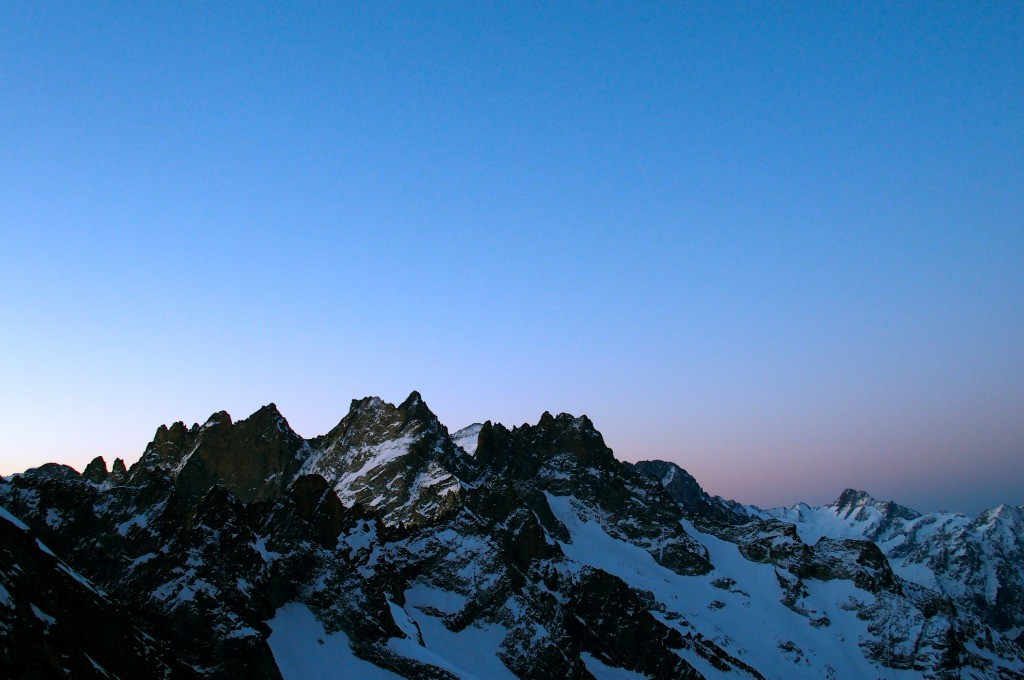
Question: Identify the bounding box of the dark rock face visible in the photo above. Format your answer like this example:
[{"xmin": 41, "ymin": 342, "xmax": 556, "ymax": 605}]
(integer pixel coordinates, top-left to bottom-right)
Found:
[
  {"xmin": 2, "ymin": 394, "xmax": 1022, "ymax": 679},
  {"xmin": 82, "ymin": 456, "xmax": 108, "ymax": 484},
  {"xmin": 19, "ymin": 463, "xmax": 80, "ymax": 482},
  {"xmin": 475, "ymin": 415, "xmax": 713, "ymax": 576},
  {"xmin": 110, "ymin": 457, "xmax": 129, "ymax": 484},
  {"xmin": 719, "ymin": 520, "xmax": 899, "ymax": 594},
  {"xmin": 146, "ymin": 404, "xmax": 306, "ymax": 505},
  {"xmin": 631, "ymin": 459, "xmax": 754, "ymax": 527},
  {"xmin": 287, "ymin": 475, "xmax": 341, "ymax": 538},
  {"xmin": 566, "ymin": 568, "xmax": 703, "ymax": 679},
  {"xmin": 631, "ymin": 460, "xmax": 704, "ymax": 505},
  {"xmin": 0, "ymin": 508, "xmax": 195, "ymax": 679}
]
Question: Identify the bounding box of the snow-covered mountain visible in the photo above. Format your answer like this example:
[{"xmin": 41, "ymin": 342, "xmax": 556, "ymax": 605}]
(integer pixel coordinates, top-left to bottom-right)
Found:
[
  {"xmin": 2, "ymin": 393, "xmax": 1022, "ymax": 679},
  {"xmin": 763, "ymin": 489, "xmax": 1024, "ymax": 647}
]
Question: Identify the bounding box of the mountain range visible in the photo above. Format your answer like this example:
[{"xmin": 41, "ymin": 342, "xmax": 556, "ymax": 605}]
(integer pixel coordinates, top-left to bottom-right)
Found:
[{"xmin": 2, "ymin": 392, "xmax": 1022, "ymax": 678}]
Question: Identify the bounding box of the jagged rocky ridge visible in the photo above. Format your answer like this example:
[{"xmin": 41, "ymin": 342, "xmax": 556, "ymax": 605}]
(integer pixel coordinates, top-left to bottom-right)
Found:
[{"xmin": 1, "ymin": 392, "xmax": 1021, "ymax": 679}]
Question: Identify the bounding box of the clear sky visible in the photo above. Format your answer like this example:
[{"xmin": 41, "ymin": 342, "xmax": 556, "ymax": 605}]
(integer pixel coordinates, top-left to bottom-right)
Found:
[{"xmin": 2, "ymin": 3, "xmax": 1021, "ymax": 515}]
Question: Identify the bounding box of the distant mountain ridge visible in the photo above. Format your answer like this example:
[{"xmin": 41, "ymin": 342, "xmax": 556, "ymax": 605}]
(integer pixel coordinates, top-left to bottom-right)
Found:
[
  {"xmin": 762, "ymin": 486, "xmax": 1024, "ymax": 643},
  {"xmin": 2, "ymin": 392, "xmax": 1022, "ymax": 678}
]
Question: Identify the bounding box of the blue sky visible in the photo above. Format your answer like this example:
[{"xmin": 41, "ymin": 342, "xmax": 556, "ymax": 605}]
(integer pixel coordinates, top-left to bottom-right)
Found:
[{"xmin": 2, "ymin": 2, "xmax": 1022, "ymax": 514}]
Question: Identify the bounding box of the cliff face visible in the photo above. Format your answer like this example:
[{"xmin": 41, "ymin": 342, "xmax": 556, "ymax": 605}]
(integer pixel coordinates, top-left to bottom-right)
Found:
[{"xmin": 0, "ymin": 508, "xmax": 196, "ymax": 679}]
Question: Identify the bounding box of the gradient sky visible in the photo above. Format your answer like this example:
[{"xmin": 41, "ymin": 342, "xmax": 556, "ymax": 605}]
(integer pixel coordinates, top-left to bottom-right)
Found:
[{"xmin": 2, "ymin": 3, "xmax": 1022, "ymax": 515}]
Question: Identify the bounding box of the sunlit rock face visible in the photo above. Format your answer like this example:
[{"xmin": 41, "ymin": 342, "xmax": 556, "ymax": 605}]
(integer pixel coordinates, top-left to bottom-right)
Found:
[{"xmin": 2, "ymin": 392, "xmax": 1022, "ymax": 679}]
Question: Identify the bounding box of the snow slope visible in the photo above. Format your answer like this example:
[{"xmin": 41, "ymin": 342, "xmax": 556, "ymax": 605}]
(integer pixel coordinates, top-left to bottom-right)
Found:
[{"xmin": 547, "ymin": 492, "xmax": 923, "ymax": 680}]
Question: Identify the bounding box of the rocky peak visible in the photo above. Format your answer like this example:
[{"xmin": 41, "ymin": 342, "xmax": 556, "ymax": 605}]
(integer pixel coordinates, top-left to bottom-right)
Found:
[
  {"xmin": 452, "ymin": 423, "xmax": 484, "ymax": 455},
  {"xmin": 475, "ymin": 411, "xmax": 615, "ymax": 480},
  {"xmin": 633, "ymin": 459, "xmax": 754, "ymax": 527},
  {"xmin": 397, "ymin": 390, "xmax": 437, "ymax": 427},
  {"xmin": 830, "ymin": 488, "xmax": 921, "ymax": 526},
  {"xmin": 832, "ymin": 488, "xmax": 874, "ymax": 512},
  {"xmin": 971, "ymin": 504, "xmax": 1024, "ymax": 558},
  {"xmin": 202, "ymin": 411, "xmax": 232, "ymax": 428},
  {"xmin": 322, "ymin": 392, "xmax": 443, "ymax": 451},
  {"xmin": 153, "ymin": 420, "xmax": 191, "ymax": 448},
  {"xmin": 171, "ymin": 405, "xmax": 306, "ymax": 505},
  {"xmin": 228, "ymin": 403, "xmax": 298, "ymax": 441},
  {"xmin": 82, "ymin": 456, "xmax": 108, "ymax": 484},
  {"xmin": 240, "ymin": 403, "xmax": 289, "ymax": 434},
  {"xmin": 978, "ymin": 503, "xmax": 1023, "ymax": 524},
  {"xmin": 135, "ymin": 421, "xmax": 196, "ymax": 477},
  {"xmin": 20, "ymin": 463, "xmax": 80, "ymax": 482},
  {"xmin": 633, "ymin": 460, "xmax": 704, "ymax": 504},
  {"xmin": 474, "ymin": 418, "xmax": 713, "ymax": 576},
  {"xmin": 110, "ymin": 458, "xmax": 128, "ymax": 484},
  {"xmin": 125, "ymin": 405, "xmax": 307, "ymax": 504},
  {"xmin": 300, "ymin": 392, "xmax": 469, "ymax": 527}
]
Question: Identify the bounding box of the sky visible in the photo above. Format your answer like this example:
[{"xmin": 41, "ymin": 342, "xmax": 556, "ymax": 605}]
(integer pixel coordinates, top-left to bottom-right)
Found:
[{"xmin": 1, "ymin": 2, "xmax": 1022, "ymax": 515}]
